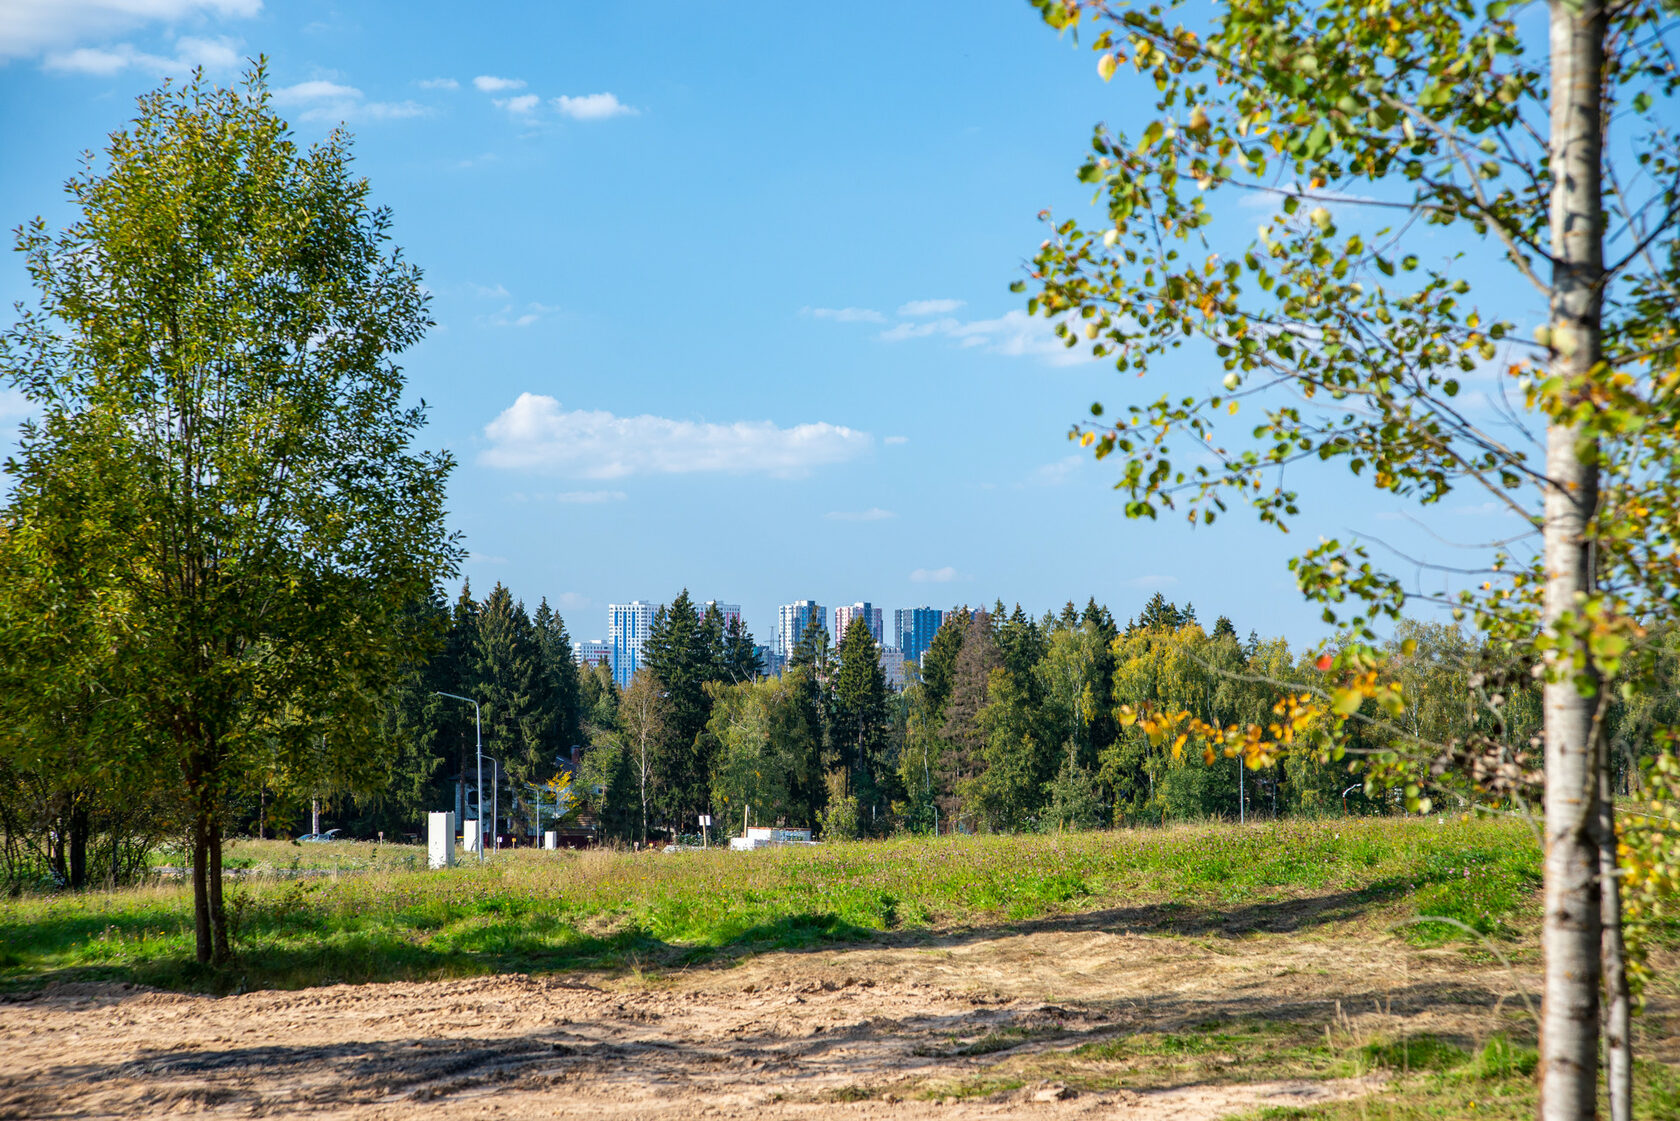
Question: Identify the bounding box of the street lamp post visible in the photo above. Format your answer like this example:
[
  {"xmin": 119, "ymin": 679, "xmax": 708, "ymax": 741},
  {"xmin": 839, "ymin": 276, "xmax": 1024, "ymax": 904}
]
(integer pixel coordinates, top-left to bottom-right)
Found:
[{"xmin": 435, "ymin": 691, "xmax": 484, "ymax": 863}]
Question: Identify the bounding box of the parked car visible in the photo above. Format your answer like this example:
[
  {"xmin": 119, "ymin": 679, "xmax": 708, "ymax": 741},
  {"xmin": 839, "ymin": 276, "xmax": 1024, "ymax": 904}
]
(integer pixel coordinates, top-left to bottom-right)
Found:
[{"xmin": 300, "ymin": 828, "xmax": 342, "ymax": 843}]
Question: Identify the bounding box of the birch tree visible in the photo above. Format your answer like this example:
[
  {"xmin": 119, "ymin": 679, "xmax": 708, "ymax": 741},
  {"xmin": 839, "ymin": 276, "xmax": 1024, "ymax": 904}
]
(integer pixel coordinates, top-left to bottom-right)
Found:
[
  {"xmin": 0, "ymin": 66, "xmax": 458, "ymax": 965},
  {"xmin": 1024, "ymin": 1, "xmax": 1680, "ymax": 1115}
]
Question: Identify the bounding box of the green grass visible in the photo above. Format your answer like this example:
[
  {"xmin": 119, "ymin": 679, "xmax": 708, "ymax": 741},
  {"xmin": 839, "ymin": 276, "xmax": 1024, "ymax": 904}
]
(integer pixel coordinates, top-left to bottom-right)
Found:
[{"xmin": 0, "ymin": 815, "xmax": 1541, "ymax": 993}]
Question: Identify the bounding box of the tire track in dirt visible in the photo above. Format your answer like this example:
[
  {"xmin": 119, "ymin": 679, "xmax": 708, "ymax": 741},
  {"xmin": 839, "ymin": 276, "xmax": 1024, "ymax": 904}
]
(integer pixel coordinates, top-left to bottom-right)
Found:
[{"xmin": 0, "ymin": 925, "xmax": 1532, "ymax": 1119}]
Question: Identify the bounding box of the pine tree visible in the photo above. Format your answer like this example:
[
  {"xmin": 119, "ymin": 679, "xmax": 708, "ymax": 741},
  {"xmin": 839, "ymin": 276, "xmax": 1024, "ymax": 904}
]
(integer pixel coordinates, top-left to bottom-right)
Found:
[
  {"xmin": 723, "ymin": 616, "xmax": 762, "ymax": 682},
  {"xmin": 832, "ymin": 615, "xmax": 891, "ymax": 808},
  {"xmin": 532, "ymin": 598, "xmax": 582, "ymax": 760},
  {"xmin": 938, "ymin": 609, "xmax": 1001, "ymax": 824},
  {"xmin": 640, "ymin": 590, "xmax": 714, "ymax": 831},
  {"xmin": 1212, "ymin": 616, "xmax": 1238, "ymax": 642},
  {"xmin": 469, "ymin": 584, "xmax": 546, "ymax": 790},
  {"xmin": 919, "ymin": 608, "xmax": 969, "ymax": 720}
]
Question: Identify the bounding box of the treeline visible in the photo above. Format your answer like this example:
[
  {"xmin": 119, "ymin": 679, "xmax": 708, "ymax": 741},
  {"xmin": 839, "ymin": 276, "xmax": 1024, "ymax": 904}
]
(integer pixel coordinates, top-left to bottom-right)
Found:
[{"xmin": 580, "ymin": 591, "xmax": 1675, "ymax": 842}]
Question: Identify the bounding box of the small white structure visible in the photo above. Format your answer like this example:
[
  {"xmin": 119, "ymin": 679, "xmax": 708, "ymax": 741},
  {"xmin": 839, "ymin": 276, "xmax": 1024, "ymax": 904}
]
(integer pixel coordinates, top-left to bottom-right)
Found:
[
  {"xmin": 543, "ymin": 831, "xmax": 558, "ymax": 850},
  {"xmin": 729, "ymin": 826, "xmax": 816, "ymax": 851},
  {"xmin": 461, "ymin": 819, "xmax": 480, "ymax": 852},
  {"xmin": 427, "ymin": 811, "xmax": 456, "ymax": 869}
]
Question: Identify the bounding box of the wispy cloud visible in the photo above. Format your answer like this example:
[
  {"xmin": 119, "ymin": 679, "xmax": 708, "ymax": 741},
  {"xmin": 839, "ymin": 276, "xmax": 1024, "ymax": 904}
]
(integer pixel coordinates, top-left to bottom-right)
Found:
[
  {"xmin": 482, "ymin": 393, "xmax": 872, "ymax": 479},
  {"xmin": 898, "ymin": 298, "xmax": 965, "ymax": 316},
  {"xmin": 880, "ymin": 308, "xmax": 1091, "ymax": 366},
  {"xmin": 824, "ymin": 508, "xmax": 896, "ymax": 522},
  {"xmin": 910, "ymin": 566, "xmax": 961, "ymax": 584},
  {"xmin": 273, "ymin": 78, "xmax": 427, "ymax": 122},
  {"xmin": 509, "ymin": 489, "xmax": 628, "ymax": 504},
  {"xmin": 495, "ymin": 93, "xmax": 539, "ymax": 114},
  {"xmin": 417, "ymin": 77, "xmax": 458, "ymax": 90},
  {"xmin": 1029, "ymin": 455, "xmax": 1085, "ymax": 485},
  {"xmin": 482, "ymin": 301, "xmax": 559, "ymax": 328},
  {"xmin": 883, "ymin": 435, "xmax": 909, "ymax": 446},
  {"xmin": 473, "ymin": 74, "xmax": 525, "ymax": 92},
  {"xmin": 1121, "ymin": 574, "xmax": 1180, "ymax": 589},
  {"xmin": 802, "ymin": 306, "xmax": 885, "ymax": 323},
  {"xmin": 44, "ymin": 33, "xmax": 240, "ymax": 76},
  {"xmin": 553, "ymin": 92, "xmax": 637, "ymax": 120},
  {"xmin": 6, "ymin": 0, "xmax": 260, "ymax": 63},
  {"xmin": 554, "ymin": 591, "xmax": 591, "ymax": 610}
]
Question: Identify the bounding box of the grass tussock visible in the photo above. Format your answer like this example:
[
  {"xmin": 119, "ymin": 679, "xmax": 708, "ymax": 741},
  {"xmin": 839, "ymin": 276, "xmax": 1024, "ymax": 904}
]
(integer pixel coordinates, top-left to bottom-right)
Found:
[{"xmin": 0, "ymin": 815, "xmax": 1540, "ymax": 993}]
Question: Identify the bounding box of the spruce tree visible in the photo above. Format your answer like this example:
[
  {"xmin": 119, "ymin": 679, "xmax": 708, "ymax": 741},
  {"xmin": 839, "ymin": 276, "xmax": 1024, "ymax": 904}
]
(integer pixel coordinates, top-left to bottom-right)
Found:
[
  {"xmin": 919, "ymin": 607, "xmax": 969, "ymax": 720},
  {"xmin": 937, "ymin": 609, "xmax": 1001, "ymax": 824},
  {"xmin": 532, "ymin": 598, "xmax": 582, "ymax": 758},
  {"xmin": 723, "ymin": 617, "xmax": 762, "ymax": 682},
  {"xmin": 640, "ymin": 590, "xmax": 713, "ymax": 829},
  {"xmin": 832, "ymin": 615, "xmax": 891, "ymax": 807},
  {"xmin": 470, "ymin": 584, "xmax": 546, "ymax": 789}
]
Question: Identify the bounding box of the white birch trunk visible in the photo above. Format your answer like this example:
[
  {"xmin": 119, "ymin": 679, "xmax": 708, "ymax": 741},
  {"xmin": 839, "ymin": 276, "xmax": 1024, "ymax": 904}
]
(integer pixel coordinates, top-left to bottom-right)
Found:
[{"xmin": 1540, "ymin": 1, "xmax": 1607, "ymax": 1117}]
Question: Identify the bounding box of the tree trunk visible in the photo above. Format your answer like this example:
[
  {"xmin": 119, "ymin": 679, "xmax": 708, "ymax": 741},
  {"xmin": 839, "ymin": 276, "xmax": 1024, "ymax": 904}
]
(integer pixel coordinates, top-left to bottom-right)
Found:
[
  {"xmin": 1540, "ymin": 1, "xmax": 1608, "ymax": 1117},
  {"xmin": 191, "ymin": 806, "xmax": 213, "ymax": 965},
  {"xmin": 208, "ymin": 815, "xmax": 229, "ymax": 964},
  {"xmin": 67, "ymin": 801, "xmax": 88, "ymax": 889},
  {"xmin": 1600, "ymin": 766, "xmax": 1631, "ymax": 1121}
]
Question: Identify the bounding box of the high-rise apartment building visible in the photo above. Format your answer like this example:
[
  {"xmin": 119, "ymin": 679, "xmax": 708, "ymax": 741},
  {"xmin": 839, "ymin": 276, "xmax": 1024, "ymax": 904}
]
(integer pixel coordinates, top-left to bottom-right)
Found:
[
  {"xmin": 833, "ymin": 602, "xmax": 884, "ymax": 645},
  {"xmin": 608, "ymin": 600, "xmax": 661, "ymax": 689},
  {"xmin": 894, "ymin": 606, "xmax": 945, "ymax": 666},
  {"xmin": 776, "ymin": 600, "xmax": 827, "ymax": 657},
  {"xmin": 572, "ymin": 639, "xmax": 613, "ymax": 671},
  {"xmin": 879, "ymin": 646, "xmax": 906, "ymax": 689},
  {"xmin": 696, "ymin": 600, "xmax": 743, "ymax": 632}
]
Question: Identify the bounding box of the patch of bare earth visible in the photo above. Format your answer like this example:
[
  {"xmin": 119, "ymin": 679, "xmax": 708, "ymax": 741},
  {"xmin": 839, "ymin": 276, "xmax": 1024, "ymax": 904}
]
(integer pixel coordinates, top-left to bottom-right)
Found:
[{"xmin": 0, "ymin": 909, "xmax": 1550, "ymax": 1120}]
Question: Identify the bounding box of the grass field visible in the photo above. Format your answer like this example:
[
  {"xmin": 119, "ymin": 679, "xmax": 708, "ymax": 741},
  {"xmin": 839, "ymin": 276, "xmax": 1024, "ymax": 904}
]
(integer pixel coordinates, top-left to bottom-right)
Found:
[
  {"xmin": 0, "ymin": 815, "xmax": 1542, "ymax": 993},
  {"xmin": 4, "ymin": 814, "xmax": 1678, "ymax": 1120}
]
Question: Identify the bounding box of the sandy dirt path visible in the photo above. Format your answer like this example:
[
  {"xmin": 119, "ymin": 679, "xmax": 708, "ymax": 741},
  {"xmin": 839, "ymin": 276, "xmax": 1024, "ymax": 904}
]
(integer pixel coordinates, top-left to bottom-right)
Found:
[{"xmin": 0, "ymin": 913, "xmax": 1543, "ymax": 1121}]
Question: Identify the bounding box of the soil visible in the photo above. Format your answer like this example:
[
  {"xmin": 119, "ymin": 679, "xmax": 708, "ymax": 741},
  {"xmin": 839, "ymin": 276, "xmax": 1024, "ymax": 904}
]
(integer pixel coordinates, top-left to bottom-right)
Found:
[{"xmin": 0, "ymin": 907, "xmax": 1599, "ymax": 1121}]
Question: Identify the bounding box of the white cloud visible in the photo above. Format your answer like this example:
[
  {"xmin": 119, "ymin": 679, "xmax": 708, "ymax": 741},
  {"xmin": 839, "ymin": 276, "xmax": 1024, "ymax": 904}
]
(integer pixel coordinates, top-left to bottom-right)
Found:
[
  {"xmin": 481, "ymin": 393, "xmax": 872, "ymax": 479},
  {"xmin": 880, "ymin": 308, "xmax": 1093, "ymax": 367},
  {"xmin": 553, "ymin": 490, "xmax": 627, "ymax": 504},
  {"xmin": 911, "ymin": 566, "xmax": 961, "ymax": 584},
  {"xmin": 555, "ymin": 592, "xmax": 591, "ymax": 610},
  {"xmin": 473, "ymin": 75, "xmax": 525, "ymax": 91},
  {"xmin": 824, "ymin": 508, "xmax": 896, "ymax": 522},
  {"xmin": 482, "ymin": 301, "xmax": 559, "ymax": 328},
  {"xmin": 898, "ymin": 298, "xmax": 965, "ymax": 316},
  {"xmin": 1121, "ymin": 574, "xmax": 1180, "ymax": 589},
  {"xmin": 1030, "ymin": 455, "xmax": 1085, "ymax": 485},
  {"xmin": 803, "ymin": 305, "xmax": 885, "ymax": 323},
  {"xmin": 494, "ymin": 93, "xmax": 539, "ymax": 114},
  {"xmin": 43, "ymin": 33, "xmax": 240, "ymax": 75},
  {"xmin": 883, "ymin": 435, "xmax": 909, "ymax": 446},
  {"xmin": 467, "ymin": 550, "xmax": 508, "ymax": 565},
  {"xmin": 272, "ymin": 78, "xmax": 427, "ymax": 122},
  {"xmin": 553, "ymin": 92, "xmax": 637, "ymax": 120},
  {"xmin": 471, "ymin": 282, "xmax": 511, "ymax": 299},
  {"xmin": 417, "ymin": 77, "xmax": 458, "ymax": 90},
  {"xmin": 274, "ymin": 79, "xmax": 359, "ymax": 102},
  {"xmin": 2, "ymin": 0, "xmax": 260, "ymax": 62}
]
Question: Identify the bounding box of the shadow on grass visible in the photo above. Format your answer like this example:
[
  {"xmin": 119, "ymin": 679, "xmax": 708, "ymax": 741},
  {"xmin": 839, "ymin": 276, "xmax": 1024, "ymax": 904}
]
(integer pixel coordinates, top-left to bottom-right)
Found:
[{"xmin": 0, "ymin": 870, "xmax": 1524, "ymax": 997}]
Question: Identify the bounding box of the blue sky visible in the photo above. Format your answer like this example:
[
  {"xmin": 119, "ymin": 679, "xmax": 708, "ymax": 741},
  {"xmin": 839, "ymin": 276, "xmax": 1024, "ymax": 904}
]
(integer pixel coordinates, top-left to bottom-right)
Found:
[{"xmin": 0, "ymin": 1, "xmax": 1538, "ymax": 649}]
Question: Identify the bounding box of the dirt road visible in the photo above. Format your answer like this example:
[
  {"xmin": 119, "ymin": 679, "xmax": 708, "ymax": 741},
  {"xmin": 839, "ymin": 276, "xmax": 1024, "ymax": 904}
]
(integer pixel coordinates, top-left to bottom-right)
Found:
[{"xmin": 0, "ymin": 912, "xmax": 1548, "ymax": 1120}]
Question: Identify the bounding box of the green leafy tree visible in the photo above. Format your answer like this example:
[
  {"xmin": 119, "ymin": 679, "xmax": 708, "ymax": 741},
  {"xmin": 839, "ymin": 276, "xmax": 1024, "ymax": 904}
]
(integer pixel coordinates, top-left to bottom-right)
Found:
[
  {"xmin": 1025, "ymin": 0, "xmax": 1680, "ymax": 1107},
  {"xmin": 706, "ymin": 675, "xmax": 820, "ymax": 831},
  {"xmin": 0, "ymin": 67, "xmax": 457, "ymax": 963}
]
